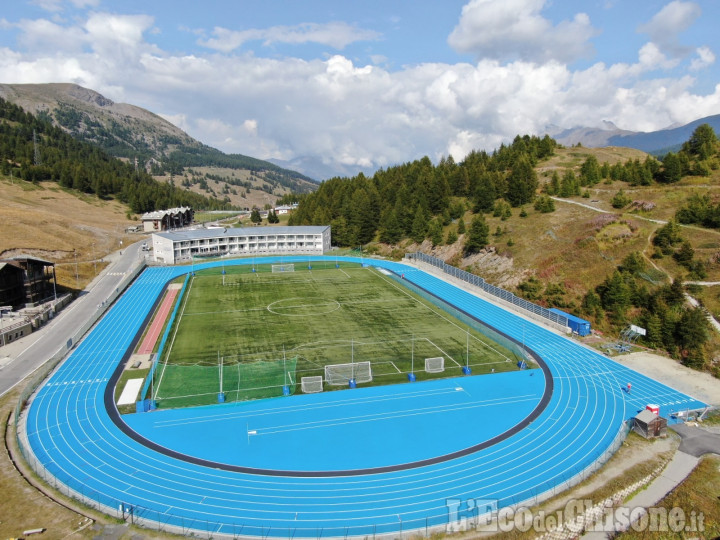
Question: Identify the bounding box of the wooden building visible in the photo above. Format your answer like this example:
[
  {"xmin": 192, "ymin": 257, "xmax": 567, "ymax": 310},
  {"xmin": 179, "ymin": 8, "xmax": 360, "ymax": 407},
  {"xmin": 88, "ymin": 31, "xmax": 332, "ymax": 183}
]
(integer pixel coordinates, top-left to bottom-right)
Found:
[
  {"xmin": 0, "ymin": 255, "xmax": 57, "ymax": 308},
  {"xmin": 632, "ymin": 409, "xmax": 668, "ymax": 439}
]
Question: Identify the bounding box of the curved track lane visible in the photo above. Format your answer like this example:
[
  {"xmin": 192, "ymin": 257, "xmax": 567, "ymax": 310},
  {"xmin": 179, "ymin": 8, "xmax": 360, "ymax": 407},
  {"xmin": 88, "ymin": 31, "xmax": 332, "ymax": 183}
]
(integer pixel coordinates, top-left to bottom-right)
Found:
[{"xmin": 24, "ymin": 257, "xmax": 706, "ymax": 537}]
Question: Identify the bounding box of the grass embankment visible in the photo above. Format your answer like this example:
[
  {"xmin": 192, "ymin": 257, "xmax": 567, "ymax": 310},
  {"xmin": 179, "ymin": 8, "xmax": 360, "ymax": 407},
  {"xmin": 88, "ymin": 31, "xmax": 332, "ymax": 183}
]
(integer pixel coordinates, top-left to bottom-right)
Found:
[{"xmin": 0, "ymin": 176, "xmax": 140, "ymax": 290}]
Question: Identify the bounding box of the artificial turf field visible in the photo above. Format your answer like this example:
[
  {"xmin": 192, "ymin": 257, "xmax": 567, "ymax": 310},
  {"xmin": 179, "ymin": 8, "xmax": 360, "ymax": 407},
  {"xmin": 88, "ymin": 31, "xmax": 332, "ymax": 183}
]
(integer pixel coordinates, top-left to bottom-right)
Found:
[{"xmin": 153, "ymin": 262, "xmax": 525, "ymax": 408}]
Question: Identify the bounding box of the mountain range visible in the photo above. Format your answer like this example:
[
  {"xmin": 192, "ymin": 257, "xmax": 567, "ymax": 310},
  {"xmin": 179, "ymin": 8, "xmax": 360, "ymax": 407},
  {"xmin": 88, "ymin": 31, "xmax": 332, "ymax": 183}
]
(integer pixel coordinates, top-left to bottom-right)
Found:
[
  {"xmin": 553, "ymin": 114, "xmax": 720, "ymax": 155},
  {"xmin": 0, "ymin": 83, "xmax": 318, "ymax": 205},
  {"xmin": 1, "ymin": 82, "xmax": 719, "ymax": 184}
]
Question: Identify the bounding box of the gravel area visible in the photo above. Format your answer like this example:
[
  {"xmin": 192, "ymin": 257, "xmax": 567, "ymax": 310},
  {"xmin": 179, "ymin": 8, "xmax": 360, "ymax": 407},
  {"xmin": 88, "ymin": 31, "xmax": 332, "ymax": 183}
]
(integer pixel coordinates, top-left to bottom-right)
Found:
[{"xmin": 614, "ymin": 351, "xmax": 720, "ymax": 406}]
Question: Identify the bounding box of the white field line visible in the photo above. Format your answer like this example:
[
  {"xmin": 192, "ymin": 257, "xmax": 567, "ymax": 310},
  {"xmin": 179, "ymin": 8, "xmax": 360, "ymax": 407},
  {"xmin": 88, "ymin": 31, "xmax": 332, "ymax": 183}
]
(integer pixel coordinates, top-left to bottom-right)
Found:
[
  {"xmin": 424, "ymin": 337, "xmax": 461, "ymax": 367},
  {"xmin": 372, "ymin": 268, "xmax": 515, "ymax": 362}
]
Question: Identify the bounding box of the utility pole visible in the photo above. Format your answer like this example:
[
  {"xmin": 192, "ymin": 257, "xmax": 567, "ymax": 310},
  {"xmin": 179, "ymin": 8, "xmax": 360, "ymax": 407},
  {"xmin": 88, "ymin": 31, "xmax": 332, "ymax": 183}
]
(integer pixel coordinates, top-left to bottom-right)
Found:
[{"xmin": 74, "ymin": 250, "xmax": 79, "ymax": 289}]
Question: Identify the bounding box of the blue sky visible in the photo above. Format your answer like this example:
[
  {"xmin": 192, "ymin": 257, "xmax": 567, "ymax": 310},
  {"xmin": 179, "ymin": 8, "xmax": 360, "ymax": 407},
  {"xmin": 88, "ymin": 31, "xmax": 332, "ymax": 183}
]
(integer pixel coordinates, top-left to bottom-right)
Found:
[{"xmin": 1, "ymin": 0, "xmax": 719, "ymax": 177}]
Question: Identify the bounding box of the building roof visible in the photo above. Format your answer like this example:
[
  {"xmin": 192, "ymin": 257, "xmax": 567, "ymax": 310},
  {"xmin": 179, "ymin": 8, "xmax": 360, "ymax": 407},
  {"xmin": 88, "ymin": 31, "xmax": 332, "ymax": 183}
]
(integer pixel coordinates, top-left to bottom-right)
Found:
[
  {"xmin": 635, "ymin": 409, "xmax": 660, "ymax": 423},
  {"xmin": 549, "ymin": 308, "xmax": 590, "ymax": 326},
  {"xmin": 141, "ymin": 206, "xmax": 192, "ymax": 221},
  {"xmin": 0, "ymin": 254, "xmax": 54, "ymax": 266},
  {"xmin": 155, "ymin": 225, "xmax": 330, "ymax": 242}
]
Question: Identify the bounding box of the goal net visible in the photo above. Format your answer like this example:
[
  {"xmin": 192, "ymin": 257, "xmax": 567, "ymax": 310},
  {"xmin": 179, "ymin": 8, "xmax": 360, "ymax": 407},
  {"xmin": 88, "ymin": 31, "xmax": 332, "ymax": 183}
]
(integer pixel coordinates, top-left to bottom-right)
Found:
[
  {"xmin": 272, "ymin": 263, "xmax": 295, "ymax": 273},
  {"xmin": 301, "ymin": 375, "xmax": 324, "ymax": 393},
  {"xmin": 424, "ymin": 357, "xmax": 445, "ymax": 373},
  {"xmin": 325, "ymin": 361, "xmax": 372, "ymax": 386}
]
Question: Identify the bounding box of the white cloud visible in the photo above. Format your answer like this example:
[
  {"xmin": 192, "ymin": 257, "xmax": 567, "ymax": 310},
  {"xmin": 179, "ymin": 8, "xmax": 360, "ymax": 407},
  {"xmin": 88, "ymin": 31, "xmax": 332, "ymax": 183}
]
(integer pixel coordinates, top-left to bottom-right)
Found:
[
  {"xmin": 447, "ymin": 0, "xmax": 597, "ymax": 63},
  {"xmin": 2, "ymin": 8, "xmax": 719, "ymax": 177},
  {"xmin": 29, "ymin": 0, "xmax": 64, "ymax": 12},
  {"xmin": 637, "ymin": 42, "xmax": 680, "ymax": 71},
  {"xmin": 242, "ymin": 119, "xmax": 258, "ymax": 136},
  {"xmin": 84, "ymin": 13, "xmax": 156, "ymax": 52},
  {"xmin": 690, "ymin": 46, "xmax": 715, "ymax": 71},
  {"xmin": 198, "ymin": 22, "xmax": 380, "ymax": 53},
  {"xmin": 16, "ymin": 18, "xmax": 86, "ymax": 53},
  {"xmin": 29, "ymin": 0, "xmax": 99, "ymax": 12},
  {"xmin": 70, "ymin": 0, "xmax": 100, "ymax": 7},
  {"xmin": 638, "ymin": 1, "xmax": 701, "ymax": 57}
]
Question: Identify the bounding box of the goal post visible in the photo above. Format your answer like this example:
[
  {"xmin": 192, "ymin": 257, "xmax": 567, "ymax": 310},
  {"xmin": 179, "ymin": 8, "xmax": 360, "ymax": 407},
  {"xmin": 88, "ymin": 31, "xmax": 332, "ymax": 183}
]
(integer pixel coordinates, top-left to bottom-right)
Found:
[
  {"xmin": 424, "ymin": 357, "xmax": 445, "ymax": 373},
  {"xmin": 272, "ymin": 263, "xmax": 295, "ymax": 273},
  {"xmin": 301, "ymin": 375, "xmax": 324, "ymax": 393},
  {"xmin": 325, "ymin": 361, "xmax": 372, "ymax": 386}
]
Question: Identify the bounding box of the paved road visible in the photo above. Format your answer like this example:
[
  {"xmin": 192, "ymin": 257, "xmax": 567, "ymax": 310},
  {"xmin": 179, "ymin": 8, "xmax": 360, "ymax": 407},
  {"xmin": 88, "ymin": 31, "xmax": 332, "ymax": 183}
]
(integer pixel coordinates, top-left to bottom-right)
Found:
[
  {"xmin": 672, "ymin": 422, "xmax": 720, "ymax": 457},
  {"xmin": 0, "ymin": 241, "xmax": 146, "ymax": 398}
]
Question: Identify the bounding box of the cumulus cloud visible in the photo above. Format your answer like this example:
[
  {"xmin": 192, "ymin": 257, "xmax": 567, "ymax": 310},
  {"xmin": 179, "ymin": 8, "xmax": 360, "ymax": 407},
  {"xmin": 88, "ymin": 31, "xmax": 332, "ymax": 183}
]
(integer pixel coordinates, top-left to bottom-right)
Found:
[
  {"xmin": 2, "ymin": 7, "xmax": 719, "ymax": 177},
  {"xmin": 198, "ymin": 22, "xmax": 380, "ymax": 53},
  {"xmin": 16, "ymin": 18, "xmax": 86, "ymax": 53},
  {"xmin": 638, "ymin": 1, "xmax": 701, "ymax": 57},
  {"xmin": 690, "ymin": 46, "xmax": 715, "ymax": 71},
  {"xmin": 447, "ymin": 0, "xmax": 597, "ymax": 63}
]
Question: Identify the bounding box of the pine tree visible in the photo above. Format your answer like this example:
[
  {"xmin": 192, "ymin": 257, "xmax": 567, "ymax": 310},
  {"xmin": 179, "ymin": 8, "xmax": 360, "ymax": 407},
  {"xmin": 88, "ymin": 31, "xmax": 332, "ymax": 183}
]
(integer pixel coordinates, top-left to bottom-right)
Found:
[
  {"xmin": 548, "ymin": 171, "xmax": 560, "ymax": 195},
  {"xmin": 379, "ymin": 209, "xmax": 403, "ymax": 244},
  {"xmin": 580, "ymin": 156, "xmax": 601, "ymax": 186},
  {"xmin": 410, "ymin": 205, "xmax": 429, "ymax": 243},
  {"xmin": 429, "ymin": 220, "xmax": 443, "ymax": 246},
  {"xmin": 559, "ymin": 170, "xmax": 579, "ymax": 197},
  {"xmin": 505, "ymin": 154, "xmax": 538, "ymax": 206},
  {"xmin": 463, "ymin": 214, "xmax": 489, "ymax": 255},
  {"xmin": 473, "ymin": 173, "xmax": 497, "ymax": 212}
]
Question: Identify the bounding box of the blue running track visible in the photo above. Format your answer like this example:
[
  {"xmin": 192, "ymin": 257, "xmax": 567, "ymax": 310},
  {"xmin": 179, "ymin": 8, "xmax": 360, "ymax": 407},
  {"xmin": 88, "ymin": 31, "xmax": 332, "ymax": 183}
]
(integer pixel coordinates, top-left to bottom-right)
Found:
[{"xmin": 24, "ymin": 257, "xmax": 706, "ymax": 537}]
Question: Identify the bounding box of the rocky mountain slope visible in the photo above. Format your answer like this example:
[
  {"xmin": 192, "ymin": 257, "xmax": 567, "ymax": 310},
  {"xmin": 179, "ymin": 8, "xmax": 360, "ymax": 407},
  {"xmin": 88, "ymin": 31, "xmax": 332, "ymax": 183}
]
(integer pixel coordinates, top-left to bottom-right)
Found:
[{"xmin": 0, "ymin": 83, "xmax": 318, "ymax": 204}]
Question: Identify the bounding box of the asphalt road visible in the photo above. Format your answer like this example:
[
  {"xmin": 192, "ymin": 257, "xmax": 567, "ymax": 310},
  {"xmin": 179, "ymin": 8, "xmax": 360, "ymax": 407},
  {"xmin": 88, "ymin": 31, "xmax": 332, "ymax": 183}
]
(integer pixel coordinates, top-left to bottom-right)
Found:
[{"xmin": 0, "ymin": 240, "xmax": 147, "ymax": 399}]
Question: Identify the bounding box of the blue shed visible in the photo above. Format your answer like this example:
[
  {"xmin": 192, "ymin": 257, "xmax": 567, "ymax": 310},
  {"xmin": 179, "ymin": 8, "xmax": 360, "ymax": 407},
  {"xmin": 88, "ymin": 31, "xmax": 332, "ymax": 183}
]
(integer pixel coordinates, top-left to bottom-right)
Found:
[{"xmin": 549, "ymin": 308, "xmax": 591, "ymax": 336}]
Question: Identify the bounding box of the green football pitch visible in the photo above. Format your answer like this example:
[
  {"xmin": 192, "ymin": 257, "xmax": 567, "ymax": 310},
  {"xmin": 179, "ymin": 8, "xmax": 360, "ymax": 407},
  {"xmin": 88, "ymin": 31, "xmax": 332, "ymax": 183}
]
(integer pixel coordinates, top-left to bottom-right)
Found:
[{"xmin": 152, "ymin": 263, "xmax": 525, "ymax": 408}]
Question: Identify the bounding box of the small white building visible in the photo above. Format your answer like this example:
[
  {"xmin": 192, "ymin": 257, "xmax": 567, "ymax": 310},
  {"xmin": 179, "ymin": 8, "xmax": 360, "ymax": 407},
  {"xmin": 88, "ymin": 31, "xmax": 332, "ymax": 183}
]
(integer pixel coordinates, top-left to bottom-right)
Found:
[
  {"xmin": 152, "ymin": 225, "xmax": 331, "ymax": 264},
  {"xmin": 274, "ymin": 204, "xmax": 297, "ymax": 215}
]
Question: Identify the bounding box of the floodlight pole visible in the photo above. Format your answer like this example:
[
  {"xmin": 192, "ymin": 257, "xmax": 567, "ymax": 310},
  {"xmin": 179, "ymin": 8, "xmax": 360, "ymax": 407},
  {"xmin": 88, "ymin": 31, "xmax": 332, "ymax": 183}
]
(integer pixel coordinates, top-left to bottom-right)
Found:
[
  {"xmin": 408, "ymin": 334, "xmax": 416, "ymax": 382},
  {"xmin": 412, "ymin": 335, "xmax": 414, "ymax": 373},
  {"xmin": 466, "ymin": 329, "xmax": 469, "ymax": 367},
  {"xmin": 218, "ymin": 351, "xmax": 223, "ymax": 394},
  {"xmin": 462, "ymin": 328, "xmax": 471, "ymax": 375}
]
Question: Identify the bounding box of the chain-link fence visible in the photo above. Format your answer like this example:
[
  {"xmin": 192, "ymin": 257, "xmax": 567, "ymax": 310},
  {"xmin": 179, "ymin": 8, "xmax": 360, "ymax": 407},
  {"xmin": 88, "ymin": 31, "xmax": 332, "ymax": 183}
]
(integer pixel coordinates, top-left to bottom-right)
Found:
[{"xmin": 406, "ymin": 252, "xmax": 569, "ymax": 331}]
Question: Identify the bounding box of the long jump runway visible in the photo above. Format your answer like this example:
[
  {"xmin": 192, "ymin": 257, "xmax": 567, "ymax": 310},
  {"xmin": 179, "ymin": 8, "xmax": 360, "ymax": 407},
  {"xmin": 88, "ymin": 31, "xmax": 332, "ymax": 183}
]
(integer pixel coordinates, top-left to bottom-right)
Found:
[{"xmin": 24, "ymin": 257, "xmax": 706, "ymax": 537}]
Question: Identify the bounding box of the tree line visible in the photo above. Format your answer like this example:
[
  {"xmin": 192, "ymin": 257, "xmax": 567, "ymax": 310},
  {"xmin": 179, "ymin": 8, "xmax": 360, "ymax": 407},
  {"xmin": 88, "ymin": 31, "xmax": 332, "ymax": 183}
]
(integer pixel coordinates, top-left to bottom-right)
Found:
[
  {"xmin": 0, "ymin": 97, "xmax": 231, "ymax": 214},
  {"xmin": 289, "ymin": 134, "xmax": 557, "ymax": 251}
]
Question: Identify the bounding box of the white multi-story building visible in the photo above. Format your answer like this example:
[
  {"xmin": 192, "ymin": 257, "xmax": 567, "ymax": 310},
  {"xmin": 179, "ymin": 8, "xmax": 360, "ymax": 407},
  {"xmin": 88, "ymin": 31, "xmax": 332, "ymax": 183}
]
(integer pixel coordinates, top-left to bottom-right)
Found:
[{"xmin": 151, "ymin": 225, "xmax": 331, "ymax": 264}]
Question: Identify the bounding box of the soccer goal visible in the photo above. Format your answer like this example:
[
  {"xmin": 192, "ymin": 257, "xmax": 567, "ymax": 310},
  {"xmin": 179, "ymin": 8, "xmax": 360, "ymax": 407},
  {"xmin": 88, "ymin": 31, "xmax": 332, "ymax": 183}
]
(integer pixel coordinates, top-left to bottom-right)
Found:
[
  {"xmin": 301, "ymin": 375, "xmax": 324, "ymax": 393},
  {"xmin": 425, "ymin": 357, "xmax": 445, "ymax": 373},
  {"xmin": 272, "ymin": 263, "xmax": 295, "ymax": 273},
  {"xmin": 325, "ymin": 361, "xmax": 372, "ymax": 385}
]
